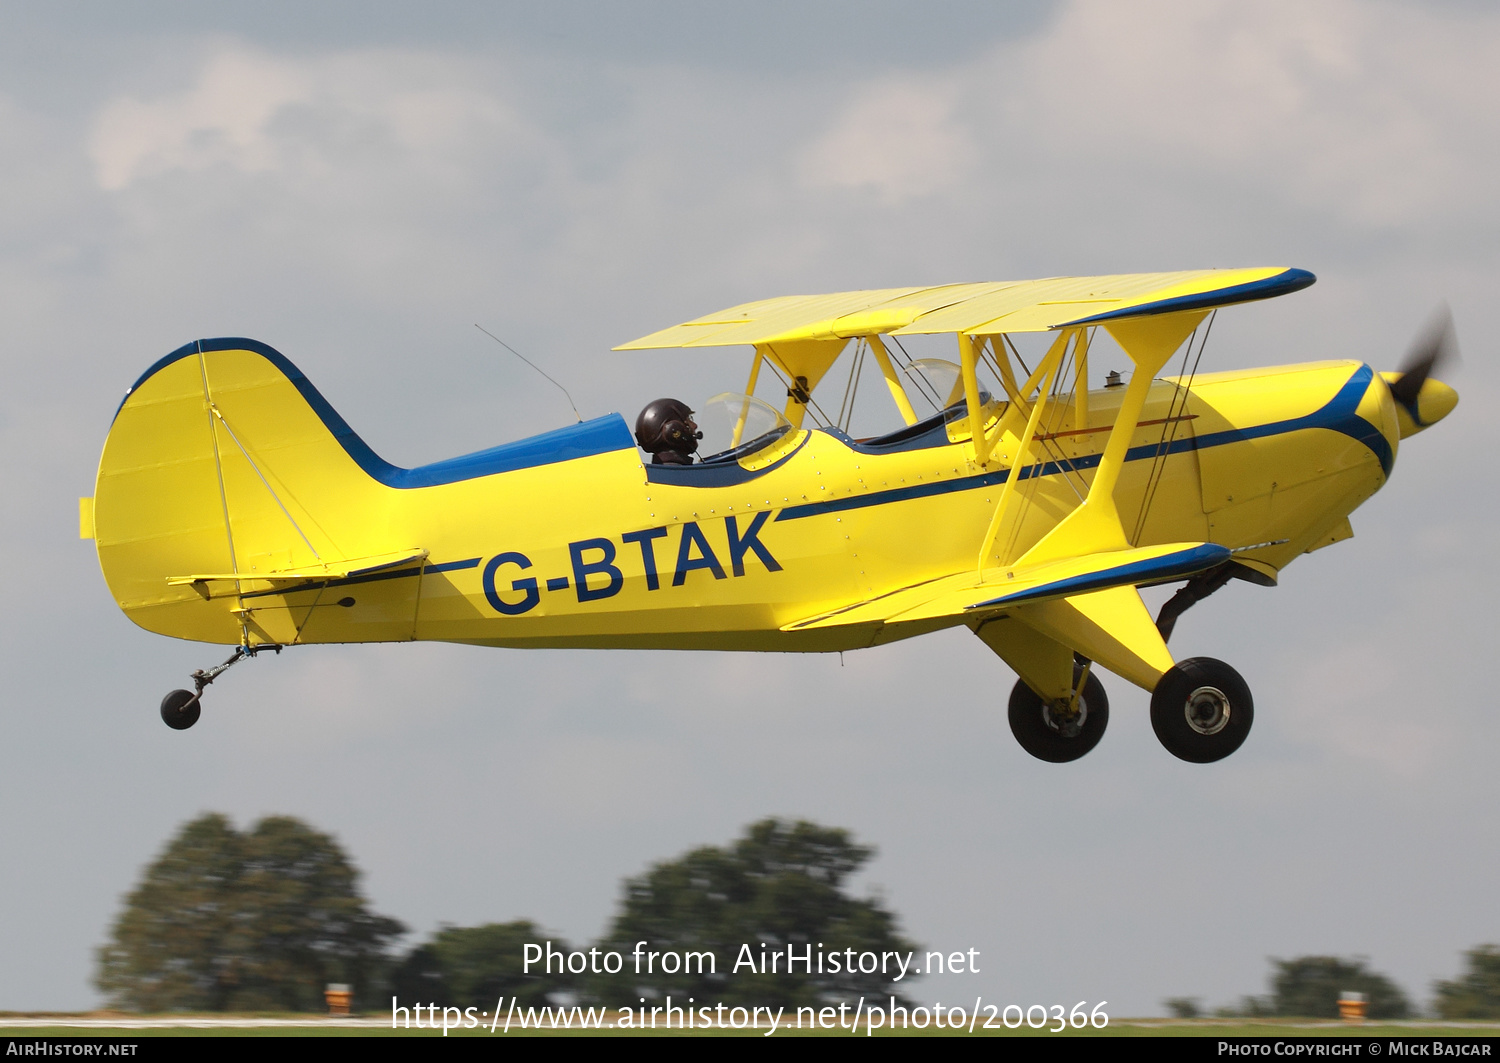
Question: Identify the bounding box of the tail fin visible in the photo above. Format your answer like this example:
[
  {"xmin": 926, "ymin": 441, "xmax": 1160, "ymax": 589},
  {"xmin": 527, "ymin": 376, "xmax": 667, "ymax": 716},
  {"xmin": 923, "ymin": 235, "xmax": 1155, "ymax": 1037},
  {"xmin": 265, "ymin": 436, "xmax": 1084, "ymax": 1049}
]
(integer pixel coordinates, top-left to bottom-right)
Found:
[{"xmin": 92, "ymin": 338, "xmax": 393, "ymax": 645}]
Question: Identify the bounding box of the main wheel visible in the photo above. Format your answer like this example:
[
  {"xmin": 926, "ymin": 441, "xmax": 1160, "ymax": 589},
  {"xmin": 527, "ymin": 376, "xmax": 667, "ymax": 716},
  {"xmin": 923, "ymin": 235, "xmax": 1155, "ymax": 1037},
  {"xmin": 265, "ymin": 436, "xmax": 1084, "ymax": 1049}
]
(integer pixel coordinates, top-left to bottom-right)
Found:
[
  {"xmin": 1150, "ymin": 657, "xmax": 1252, "ymax": 763},
  {"xmin": 1008, "ymin": 668, "xmax": 1108, "ymax": 763},
  {"xmin": 161, "ymin": 689, "xmax": 201, "ymax": 730}
]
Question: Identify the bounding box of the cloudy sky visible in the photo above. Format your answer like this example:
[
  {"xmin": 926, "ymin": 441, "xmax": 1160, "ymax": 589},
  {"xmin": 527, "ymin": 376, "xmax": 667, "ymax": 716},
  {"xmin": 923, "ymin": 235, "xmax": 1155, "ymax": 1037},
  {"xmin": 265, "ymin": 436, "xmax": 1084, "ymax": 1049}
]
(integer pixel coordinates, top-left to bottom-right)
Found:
[{"xmin": 1, "ymin": 0, "xmax": 1495, "ymax": 1015}]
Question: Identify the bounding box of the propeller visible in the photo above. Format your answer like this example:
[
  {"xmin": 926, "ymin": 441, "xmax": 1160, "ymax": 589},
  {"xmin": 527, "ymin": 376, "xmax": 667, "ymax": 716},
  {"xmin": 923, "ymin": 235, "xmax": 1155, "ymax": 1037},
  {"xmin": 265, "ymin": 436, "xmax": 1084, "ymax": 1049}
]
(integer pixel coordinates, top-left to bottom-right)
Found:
[{"xmin": 1389, "ymin": 303, "xmax": 1459, "ymax": 410}]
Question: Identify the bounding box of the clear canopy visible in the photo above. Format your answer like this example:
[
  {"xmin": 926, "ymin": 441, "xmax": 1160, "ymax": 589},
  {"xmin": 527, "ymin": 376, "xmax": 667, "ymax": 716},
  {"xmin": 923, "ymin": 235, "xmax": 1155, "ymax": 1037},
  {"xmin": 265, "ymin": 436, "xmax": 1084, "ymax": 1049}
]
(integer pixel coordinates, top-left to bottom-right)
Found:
[
  {"xmin": 906, "ymin": 358, "xmax": 966, "ymax": 409},
  {"xmin": 695, "ymin": 392, "xmax": 791, "ymax": 462}
]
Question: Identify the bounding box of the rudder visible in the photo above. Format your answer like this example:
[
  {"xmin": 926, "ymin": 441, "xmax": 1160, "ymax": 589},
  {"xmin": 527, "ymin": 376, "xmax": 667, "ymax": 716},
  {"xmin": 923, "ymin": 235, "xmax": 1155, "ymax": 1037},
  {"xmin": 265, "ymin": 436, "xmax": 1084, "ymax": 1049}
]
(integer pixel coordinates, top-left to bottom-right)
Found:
[{"xmin": 92, "ymin": 339, "xmax": 391, "ymax": 645}]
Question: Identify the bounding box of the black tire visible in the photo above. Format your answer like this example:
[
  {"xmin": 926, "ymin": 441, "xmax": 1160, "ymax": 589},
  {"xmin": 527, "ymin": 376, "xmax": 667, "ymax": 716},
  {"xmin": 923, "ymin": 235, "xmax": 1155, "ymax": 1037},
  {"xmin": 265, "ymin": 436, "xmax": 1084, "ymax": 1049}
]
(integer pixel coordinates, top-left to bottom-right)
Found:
[
  {"xmin": 1008, "ymin": 667, "xmax": 1108, "ymax": 763},
  {"xmin": 1150, "ymin": 657, "xmax": 1252, "ymax": 763},
  {"xmin": 161, "ymin": 689, "xmax": 201, "ymax": 730}
]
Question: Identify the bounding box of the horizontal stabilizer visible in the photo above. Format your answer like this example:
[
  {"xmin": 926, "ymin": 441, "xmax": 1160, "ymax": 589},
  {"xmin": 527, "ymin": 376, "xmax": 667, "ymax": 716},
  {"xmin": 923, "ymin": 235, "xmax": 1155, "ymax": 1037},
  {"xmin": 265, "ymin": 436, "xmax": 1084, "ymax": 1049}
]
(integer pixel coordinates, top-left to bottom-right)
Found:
[
  {"xmin": 167, "ymin": 548, "xmax": 429, "ymax": 586},
  {"xmin": 785, "ymin": 542, "xmax": 1228, "ymax": 632}
]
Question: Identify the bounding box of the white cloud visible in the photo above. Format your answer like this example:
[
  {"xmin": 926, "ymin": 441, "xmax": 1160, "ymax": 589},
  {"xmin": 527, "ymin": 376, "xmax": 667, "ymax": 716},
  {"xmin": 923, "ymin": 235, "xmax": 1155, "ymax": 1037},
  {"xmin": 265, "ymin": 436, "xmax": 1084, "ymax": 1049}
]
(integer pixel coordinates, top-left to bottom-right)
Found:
[
  {"xmin": 90, "ymin": 49, "xmax": 311, "ymax": 190},
  {"xmin": 797, "ymin": 0, "xmax": 1500, "ymax": 227},
  {"xmin": 88, "ymin": 47, "xmax": 546, "ymax": 195},
  {"xmin": 799, "ymin": 79, "xmax": 976, "ymax": 204},
  {"xmin": 998, "ymin": 0, "xmax": 1500, "ymax": 226}
]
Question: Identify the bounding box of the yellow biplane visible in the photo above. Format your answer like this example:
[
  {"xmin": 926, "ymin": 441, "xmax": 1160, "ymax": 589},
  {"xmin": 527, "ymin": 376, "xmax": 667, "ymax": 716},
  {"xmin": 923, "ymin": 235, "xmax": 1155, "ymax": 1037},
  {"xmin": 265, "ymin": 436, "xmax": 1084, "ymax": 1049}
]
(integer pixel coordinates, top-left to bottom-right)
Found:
[{"xmin": 82, "ymin": 268, "xmax": 1457, "ymax": 762}]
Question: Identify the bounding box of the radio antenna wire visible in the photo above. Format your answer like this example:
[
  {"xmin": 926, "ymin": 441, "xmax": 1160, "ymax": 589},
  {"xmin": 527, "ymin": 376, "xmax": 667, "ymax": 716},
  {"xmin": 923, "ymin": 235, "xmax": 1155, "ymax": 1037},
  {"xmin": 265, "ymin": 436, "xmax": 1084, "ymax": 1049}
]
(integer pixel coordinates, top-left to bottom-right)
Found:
[{"xmin": 475, "ymin": 323, "xmax": 583, "ymax": 423}]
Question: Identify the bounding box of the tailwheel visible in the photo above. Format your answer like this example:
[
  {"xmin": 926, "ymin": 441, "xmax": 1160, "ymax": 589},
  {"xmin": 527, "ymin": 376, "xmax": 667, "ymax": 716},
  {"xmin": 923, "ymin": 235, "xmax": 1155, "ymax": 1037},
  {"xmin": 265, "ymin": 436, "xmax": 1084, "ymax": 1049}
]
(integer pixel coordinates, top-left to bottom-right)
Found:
[
  {"xmin": 1150, "ymin": 657, "xmax": 1253, "ymax": 763},
  {"xmin": 160, "ymin": 689, "xmax": 201, "ymax": 730},
  {"xmin": 157, "ymin": 643, "xmax": 281, "ymax": 730},
  {"xmin": 1008, "ymin": 665, "xmax": 1108, "ymax": 763}
]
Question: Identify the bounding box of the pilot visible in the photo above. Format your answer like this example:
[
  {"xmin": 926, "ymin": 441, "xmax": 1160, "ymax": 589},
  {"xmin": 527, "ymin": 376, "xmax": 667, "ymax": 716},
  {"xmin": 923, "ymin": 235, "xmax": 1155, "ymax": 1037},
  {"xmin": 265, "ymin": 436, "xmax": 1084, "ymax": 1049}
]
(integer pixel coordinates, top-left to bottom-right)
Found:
[{"xmin": 635, "ymin": 398, "xmax": 702, "ymax": 465}]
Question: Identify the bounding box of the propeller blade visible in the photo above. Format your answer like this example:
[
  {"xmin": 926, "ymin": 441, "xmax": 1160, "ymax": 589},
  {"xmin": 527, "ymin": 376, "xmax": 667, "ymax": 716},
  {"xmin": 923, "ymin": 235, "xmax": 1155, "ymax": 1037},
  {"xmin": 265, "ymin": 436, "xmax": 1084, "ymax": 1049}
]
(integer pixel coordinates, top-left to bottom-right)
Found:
[{"xmin": 1389, "ymin": 304, "xmax": 1458, "ymax": 408}]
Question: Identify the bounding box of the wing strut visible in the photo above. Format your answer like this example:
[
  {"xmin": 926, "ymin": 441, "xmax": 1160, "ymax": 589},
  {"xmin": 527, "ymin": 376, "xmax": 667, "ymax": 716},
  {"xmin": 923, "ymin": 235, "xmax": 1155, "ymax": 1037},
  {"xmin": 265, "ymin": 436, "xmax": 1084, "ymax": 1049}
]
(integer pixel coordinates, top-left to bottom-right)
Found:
[
  {"xmin": 958, "ymin": 332, "xmax": 990, "ymax": 464},
  {"xmin": 867, "ymin": 335, "xmax": 919, "ymax": 426},
  {"xmin": 1072, "ymin": 328, "xmax": 1090, "ymax": 434},
  {"xmin": 975, "ymin": 334, "xmax": 1065, "ymax": 571},
  {"xmin": 731, "ymin": 347, "xmax": 767, "ymax": 447},
  {"xmin": 1015, "ymin": 310, "xmax": 1207, "ymax": 568}
]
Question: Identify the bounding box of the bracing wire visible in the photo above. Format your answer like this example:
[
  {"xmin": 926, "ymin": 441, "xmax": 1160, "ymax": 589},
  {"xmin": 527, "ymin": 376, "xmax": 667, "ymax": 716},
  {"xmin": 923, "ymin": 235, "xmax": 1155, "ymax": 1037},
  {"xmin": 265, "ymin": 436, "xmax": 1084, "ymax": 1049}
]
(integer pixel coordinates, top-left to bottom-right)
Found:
[
  {"xmin": 984, "ymin": 335, "xmax": 1089, "ymax": 503},
  {"xmin": 1030, "ymin": 338, "xmax": 1090, "ymax": 503},
  {"xmin": 997, "ymin": 335, "xmax": 1092, "ymax": 565},
  {"xmin": 758, "ymin": 352, "xmax": 834, "ymax": 428},
  {"xmin": 835, "ymin": 339, "xmax": 868, "ymax": 433},
  {"xmin": 844, "ymin": 347, "xmax": 865, "ymax": 432},
  {"xmin": 998, "ymin": 329, "xmax": 1091, "ymax": 521},
  {"xmin": 1003, "ymin": 334, "xmax": 1033, "ymax": 379},
  {"xmin": 1129, "ymin": 310, "xmax": 1216, "ymax": 546},
  {"xmin": 888, "ymin": 335, "xmax": 944, "ymax": 410},
  {"xmin": 206, "ymin": 403, "xmax": 322, "ymax": 561},
  {"xmin": 1038, "ymin": 349, "xmax": 1085, "ymax": 512}
]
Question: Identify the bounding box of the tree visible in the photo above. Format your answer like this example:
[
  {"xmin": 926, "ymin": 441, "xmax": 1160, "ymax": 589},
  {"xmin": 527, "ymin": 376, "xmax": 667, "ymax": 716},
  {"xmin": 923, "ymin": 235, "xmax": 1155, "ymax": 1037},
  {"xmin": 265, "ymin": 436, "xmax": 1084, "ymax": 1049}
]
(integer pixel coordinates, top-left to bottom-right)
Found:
[
  {"xmin": 95, "ymin": 813, "xmax": 244, "ymax": 1011},
  {"xmin": 1434, "ymin": 944, "xmax": 1500, "ymax": 1018},
  {"xmin": 96, "ymin": 813, "xmax": 404, "ymax": 1012},
  {"xmin": 1163, "ymin": 996, "xmax": 1201, "ymax": 1018},
  {"xmin": 391, "ymin": 922, "xmax": 575, "ymax": 1008},
  {"xmin": 1268, "ymin": 956, "xmax": 1412, "ymax": 1019},
  {"xmin": 1215, "ymin": 995, "xmax": 1275, "ymax": 1018},
  {"xmin": 588, "ymin": 818, "xmax": 920, "ymax": 1008}
]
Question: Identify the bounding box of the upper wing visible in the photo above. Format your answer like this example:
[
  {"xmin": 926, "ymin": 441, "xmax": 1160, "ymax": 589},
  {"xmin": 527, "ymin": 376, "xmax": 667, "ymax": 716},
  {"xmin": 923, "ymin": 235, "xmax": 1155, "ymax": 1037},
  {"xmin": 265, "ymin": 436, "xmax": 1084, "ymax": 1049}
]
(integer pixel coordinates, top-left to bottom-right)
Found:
[{"xmin": 614, "ymin": 268, "xmax": 1313, "ymax": 349}]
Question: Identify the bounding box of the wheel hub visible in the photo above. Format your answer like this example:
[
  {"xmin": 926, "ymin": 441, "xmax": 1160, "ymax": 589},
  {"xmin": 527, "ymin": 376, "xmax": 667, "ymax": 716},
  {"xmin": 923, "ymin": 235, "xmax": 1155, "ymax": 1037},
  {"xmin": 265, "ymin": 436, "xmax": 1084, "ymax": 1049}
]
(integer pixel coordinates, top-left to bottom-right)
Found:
[
  {"xmin": 1184, "ymin": 685, "xmax": 1231, "ymax": 735},
  {"xmin": 1043, "ymin": 699, "xmax": 1088, "ymax": 738}
]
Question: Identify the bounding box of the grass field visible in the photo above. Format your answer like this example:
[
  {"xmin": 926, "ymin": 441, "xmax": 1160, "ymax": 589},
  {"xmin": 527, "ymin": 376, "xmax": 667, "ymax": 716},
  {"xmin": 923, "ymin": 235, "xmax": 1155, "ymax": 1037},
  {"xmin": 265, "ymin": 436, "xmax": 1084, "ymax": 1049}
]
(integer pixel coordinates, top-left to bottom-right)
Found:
[{"xmin": 3, "ymin": 1014, "xmax": 1499, "ymax": 1037}]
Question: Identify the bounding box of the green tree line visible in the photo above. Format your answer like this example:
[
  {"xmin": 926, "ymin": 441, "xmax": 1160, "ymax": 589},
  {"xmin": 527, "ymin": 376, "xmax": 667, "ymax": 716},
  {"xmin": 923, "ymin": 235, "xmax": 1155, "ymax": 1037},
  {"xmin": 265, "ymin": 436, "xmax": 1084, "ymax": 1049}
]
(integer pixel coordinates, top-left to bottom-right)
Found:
[
  {"xmin": 97, "ymin": 815, "xmax": 919, "ymax": 1011},
  {"xmin": 1165, "ymin": 948, "xmax": 1500, "ymax": 1020},
  {"xmin": 98, "ymin": 812, "xmax": 1500, "ymax": 1016}
]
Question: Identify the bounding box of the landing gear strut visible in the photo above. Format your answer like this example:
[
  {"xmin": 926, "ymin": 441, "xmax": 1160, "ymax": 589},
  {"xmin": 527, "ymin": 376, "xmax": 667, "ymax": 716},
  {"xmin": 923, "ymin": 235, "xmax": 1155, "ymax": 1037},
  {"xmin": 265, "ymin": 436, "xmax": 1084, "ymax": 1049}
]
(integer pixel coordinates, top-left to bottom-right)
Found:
[{"xmin": 159, "ymin": 644, "xmax": 281, "ymax": 730}]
